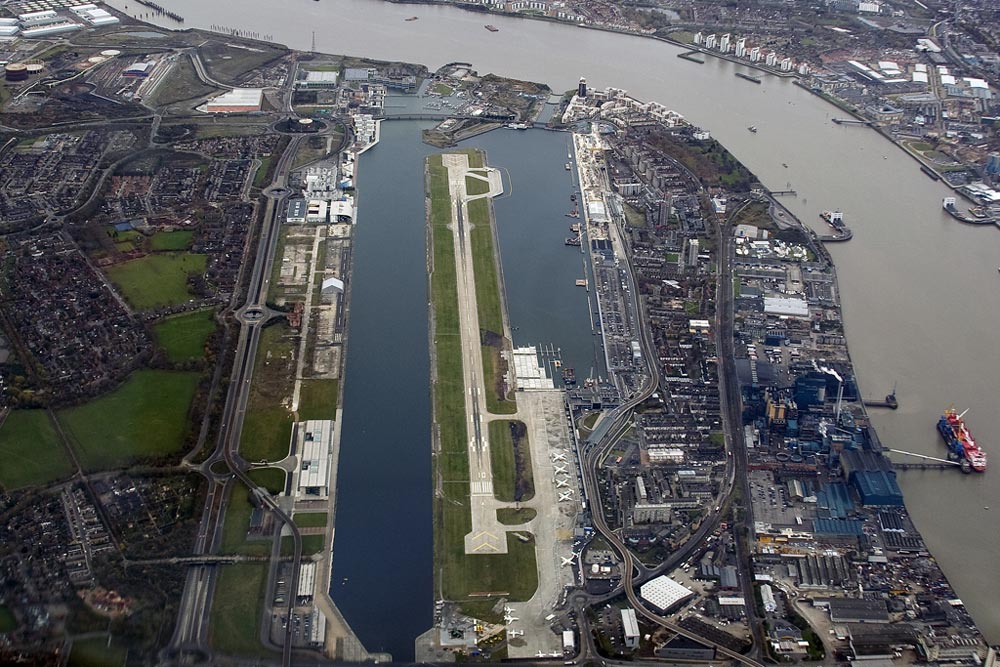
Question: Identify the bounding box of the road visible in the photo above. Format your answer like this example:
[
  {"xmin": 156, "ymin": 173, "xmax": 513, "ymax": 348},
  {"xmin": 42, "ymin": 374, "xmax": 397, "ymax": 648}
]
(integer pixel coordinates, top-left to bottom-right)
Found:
[{"xmin": 165, "ymin": 133, "xmax": 305, "ymax": 667}]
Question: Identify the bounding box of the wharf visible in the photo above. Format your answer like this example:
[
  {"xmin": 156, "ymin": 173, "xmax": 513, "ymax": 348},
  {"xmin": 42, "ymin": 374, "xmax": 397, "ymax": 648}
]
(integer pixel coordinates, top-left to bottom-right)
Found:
[
  {"xmin": 942, "ymin": 199, "xmax": 1000, "ymax": 230},
  {"xmin": 831, "ymin": 118, "xmax": 874, "ymax": 126},
  {"xmin": 677, "ymin": 51, "xmax": 705, "ymax": 64}
]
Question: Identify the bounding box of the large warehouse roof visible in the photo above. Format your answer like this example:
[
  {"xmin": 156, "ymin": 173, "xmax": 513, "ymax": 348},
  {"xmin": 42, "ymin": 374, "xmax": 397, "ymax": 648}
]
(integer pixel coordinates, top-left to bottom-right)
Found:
[{"xmin": 640, "ymin": 575, "xmax": 694, "ymax": 612}]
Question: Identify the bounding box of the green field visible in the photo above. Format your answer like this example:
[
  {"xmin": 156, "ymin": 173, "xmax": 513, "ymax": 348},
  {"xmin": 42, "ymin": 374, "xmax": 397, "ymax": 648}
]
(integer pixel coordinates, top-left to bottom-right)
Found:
[
  {"xmin": 150, "ymin": 230, "xmax": 194, "ymax": 251},
  {"xmin": 240, "ymin": 324, "xmax": 296, "ymax": 463},
  {"xmin": 0, "ymin": 410, "xmax": 74, "ymax": 490},
  {"xmin": 220, "ymin": 485, "xmax": 272, "ymax": 556},
  {"xmin": 151, "ymin": 56, "xmax": 219, "ymax": 107},
  {"xmin": 247, "ymin": 467, "xmax": 286, "ymax": 495},
  {"xmin": 210, "ymin": 562, "xmax": 273, "ymax": 658},
  {"xmin": 68, "ymin": 636, "xmax": 127, "ymax": 667},
  {"xmin": 153, "ymin": 309, "xmax": 216, "ymax": 362},
  {"xmin": 293, "ymin": 512, "xmax": 328, "ymax": 528},
  {"xmin": 0, "ymin": 604, "xmax": 17, "ymax": 633},
  {"xmin": 59, "ymin": 370, "xmax": 200, "ymax": 470},
  {"xmin": 488, "ymin": 420, "xmax": 534, "ymax": 503},
  {"xmin": 298, "ymin": 378, "xmax": 339, "ymax": 421},
  {"xmin": 105, "ymin": 252, "xmax": 208, "ymax": 310},
  {"xmin": 497, "ymin": 507, "xmax": 536, "ymax": 525},
  {"xmin": 428, "ymin": 153, "xmax": 537, "ymax": 607},
  {"xmin": 281, "ymin": 533, "xmax": 326, "ymax": 556},
  {"xmin": 465, "ymin": 174, "xmax": 491, "ymax": 196}
]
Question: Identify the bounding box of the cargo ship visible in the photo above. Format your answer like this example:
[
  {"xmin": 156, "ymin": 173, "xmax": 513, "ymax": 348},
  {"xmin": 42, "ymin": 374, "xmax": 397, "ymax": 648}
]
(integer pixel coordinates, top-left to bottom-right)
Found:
[{"xmin": 937, "ymin": 408, "xmax": 987, "ymax": 472}]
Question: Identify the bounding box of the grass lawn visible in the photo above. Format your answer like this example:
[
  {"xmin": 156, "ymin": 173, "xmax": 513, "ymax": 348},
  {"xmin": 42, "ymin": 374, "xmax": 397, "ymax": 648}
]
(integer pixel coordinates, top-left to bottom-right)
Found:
[
  {"xmin": 59, "ymin": 370, "xmax": 200, "ymax": 471},
  {"xmin": 68, "ymin": 636, "xmax": 126, "ymax": 667},
  {"xmin": 247, "ymin": 467, "xmax": 286, "ymax": 495},
  {"xmin": 293, "ymin": 512, "xmax": 328, "ymax": 528},
  {"xmin": 151, "ymin": 56, "xmax": 218, "ymax": 106},
  {"xmin": 297, "ymin": 378, "xmax": 339, "ymax": 420},
  {"xmin": 0, "ymin": 410, "xmax": 74, "ymax": 490},
  {"xmin": 210, "ymin": 562, "xmax": 273, "ymax": 658},
  {"xmin": 153, "ymin": 309, "xmax": 216, "ymax": 363},
  {"xmin": 582, "ymin": 412, "xmax": 600, "ymax": 430},
  {"xmin": 150, "ymin": 230, "xmax": 194, "ymax": 251},
  {"xmin": 428, "ymin": 153, "xmax": 537, "ymax": 606},
  {"xmin": 465, "ymin": 174, "xmax": 490, "ymax": 196},
  {"xmin": 105, "ymin": 252, "xmax": 207, "ymax": 310},
  {"xmin": 253, "ymin": 154, "xmax": 275, "ymax": 189},
  {"xmin": 497, "ymin": 507, "xmax": 536, "ymax": 525},
  {"xmin": 240, "ymin": 324, "xmax": 296, "ymax": 463},
  {"xmin": 431, "ymin": 82, "xmax": 453, "ymax": 96},
  {"xmin": 281, "ymin": 534, "xmax": 326, "ymax": 556},
  {"xmin": 220, "ymin": 485, "xmax": 272, "ymax": 556},
  {"xmin": 488, "ymin": 420, "xmax": 534, "ymax": 503},
  {"xmin": 0, "ymin": 604, "xmax": 17, "ymax": 633},
  {"xmin": 467, "ymin": 196, "xmax": 503, "ymax": 336},
  {"xmin": 481, "ymin": 344, "xmax": 516, "ymax": 414}
]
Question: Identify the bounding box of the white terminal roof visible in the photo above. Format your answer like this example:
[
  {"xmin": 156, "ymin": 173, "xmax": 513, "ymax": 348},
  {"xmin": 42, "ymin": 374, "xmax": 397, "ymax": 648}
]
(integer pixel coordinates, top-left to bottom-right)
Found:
[
  {"xmin": 587, "ymin": 200, "xmax": 608, "ymax": 223},
  {"xmin": 297, "ymin": 419, "xmax": 334, "ymax": 496},
  {"xmin": 640, "ymin": 575, "xmax": 694, "ymax": 612},
  {"xmin": 207, "ymin": 87, "xmax": 263, "ymax": 109},
  {"xmin": 719, "ymin": 596, "xmax": 747, "ymax": 606},
  {"xmin": 965, "ymin": 77, "xmax": 989, "ymax": 89},
  {"xmin": 912, "ymin": 72, "xmax": 929, "ymax": 84},
  {"xmin": 940, "ymin": 74, "xmax": 957, "ymax": 86},
  {"xmin": 321, "ymin": 276, "xmax": 344, "ymax": 292},
  {"xmin": 763, "ymin": 296, "xmax": 809, "ymax": 318}
]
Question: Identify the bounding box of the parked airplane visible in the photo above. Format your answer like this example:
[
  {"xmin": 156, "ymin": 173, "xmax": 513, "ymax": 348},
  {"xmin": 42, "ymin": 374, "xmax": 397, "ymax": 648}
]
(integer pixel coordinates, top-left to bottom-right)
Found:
[
  {"xmin": 555, "ymin": 477, "xmax": 570, "ymax": 488},
  {"xmin": 551, "ymin": 452, "xmax": 567, "ymax": 462},
  {"xmin": 554, "ymin": 464, "xmax": 568, "ymax": 474},
  {"xmin": 558, "ymin": 491, "xmax": 574, "ymax": 502},
  {"xmin": 560, "ymin": 556, "xmax": 575, "ymax": 567}
]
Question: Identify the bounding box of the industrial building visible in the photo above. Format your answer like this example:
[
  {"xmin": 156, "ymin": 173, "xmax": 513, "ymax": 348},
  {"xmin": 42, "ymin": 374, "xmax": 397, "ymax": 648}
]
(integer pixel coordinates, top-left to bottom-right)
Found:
[
  {"xmin": 639, "ymin": 575, "xmax": 694, "ymax": 613},
  {"xmin": 293, "ymin": 420, "xmax": 334, "ymax": 499},
  {"xmin": 20, "ymin": 21, "xmax": 81, "ymax": 38},
  {"xmin": 286, "ymin": 199, "xmax": 307, "ymax": 224},
  {"xmin": 123, "ymin": 61, "xmax": 155, "ymax": 78},
  {"xmin": 299, "ymin": 70, "xmax": 338, "ymax": 87},
  {"xmin": 621, "ymin": 609, "xmax": 639, "ymax": 649},
  {"xmin": 69, "ymin": 4, "xmax": 119, "ymax": 25},
  {"xmin": 205, "ymin": 88, "xmax": 264, "ymax": 113}
]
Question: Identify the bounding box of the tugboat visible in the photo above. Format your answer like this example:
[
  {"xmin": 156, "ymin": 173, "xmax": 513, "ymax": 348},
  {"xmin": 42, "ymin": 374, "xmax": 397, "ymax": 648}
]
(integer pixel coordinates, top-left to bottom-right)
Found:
[{"xmin": 747, "ymin": 125, "xmax": 758, "ymax": 133}]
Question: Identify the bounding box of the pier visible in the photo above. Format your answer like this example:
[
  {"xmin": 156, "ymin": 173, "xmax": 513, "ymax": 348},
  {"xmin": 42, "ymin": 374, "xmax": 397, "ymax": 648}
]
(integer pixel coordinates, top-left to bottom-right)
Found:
[
  {"xmin": 677, "ymin": 51, "xmax": 705, "ymax": 64},
  {"xmin": 133, "ymin": 0, "xmax": 183, "ymax": 22},
  {"xmin": 831, "ymin": 118, "xmax": 874, "ymax": 126},
  {"xmin": 887, "ymin": 449, "xmax": 962, "ymax": 471},
  {"xmin": 769, "ymin": 189, "xmax": 797, "ymax": 197},
  {"xmin": 941, "ymin": 198, "xmax": 1000, "ymax": 230}
]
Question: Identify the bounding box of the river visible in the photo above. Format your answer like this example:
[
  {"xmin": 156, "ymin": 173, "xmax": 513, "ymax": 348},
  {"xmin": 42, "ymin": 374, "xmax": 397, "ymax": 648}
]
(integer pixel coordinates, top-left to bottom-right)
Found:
[{"xmin": 108, "ymin": 0, "xmax": 1000, "ymax": 647}]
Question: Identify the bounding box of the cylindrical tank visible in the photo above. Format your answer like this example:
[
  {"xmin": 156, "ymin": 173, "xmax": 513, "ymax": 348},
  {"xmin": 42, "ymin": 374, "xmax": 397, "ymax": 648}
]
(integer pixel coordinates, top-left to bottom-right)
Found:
[
  {"xmin": 25, "ymin": 63, "xmax": 44, "ymax": 74},
  {"xmin": 5, "ymin": 63, "xmax": 28, "ymax": 82},
  {"xmin": 101, "ymin": 49, "xmax": 122, "ymax": 57}
]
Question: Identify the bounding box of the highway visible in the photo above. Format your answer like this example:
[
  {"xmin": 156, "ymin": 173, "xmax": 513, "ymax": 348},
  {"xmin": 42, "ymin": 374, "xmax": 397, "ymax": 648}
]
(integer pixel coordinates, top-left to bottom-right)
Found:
[{"xmin": 166, "ymin": 133, "xmax": 305, "ymax": 667}]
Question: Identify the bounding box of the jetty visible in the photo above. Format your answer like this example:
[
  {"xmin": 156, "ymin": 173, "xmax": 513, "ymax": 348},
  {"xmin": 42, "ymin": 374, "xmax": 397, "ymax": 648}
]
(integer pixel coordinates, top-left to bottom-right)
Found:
[
  {"xmin": 677, "ymin": 51, "xmax": 705, "ymax": 64},
  {"xmin": 831, "ymin": 118, "xmax": 873, "ymax": 126}
]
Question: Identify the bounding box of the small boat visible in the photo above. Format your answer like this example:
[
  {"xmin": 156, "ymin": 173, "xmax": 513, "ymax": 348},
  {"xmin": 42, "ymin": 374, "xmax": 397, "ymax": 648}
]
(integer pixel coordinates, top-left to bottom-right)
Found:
[
  {"xmin": 748, "ymin": 126, "xmax": 758, "ymax": 133},
  {"xmin": 405, "ymin": 16, "xmax": 419, "ymax": 21},
  {"xmin": 782, "ymin": 163, "xmax": 788, "ymax": 168},
  {"xmin": 565, "ymin": 163, "xmax": 571, "ymax": 170},
  {"xmin": 485, "ymin": 24, "xmax": 499, "ymax": 32}
]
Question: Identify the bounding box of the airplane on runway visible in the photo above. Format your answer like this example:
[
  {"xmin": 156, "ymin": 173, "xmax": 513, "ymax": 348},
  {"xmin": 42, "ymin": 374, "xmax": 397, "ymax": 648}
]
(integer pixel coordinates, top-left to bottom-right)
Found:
[
  {"xmin": 554, "ymin": 464, "xmax": 568, "ymax": 474},
  {"xmin": 560, "ymin": 556, "xmax": 575, "ymax": 567},
  {"xmin": 558, "ymin": 491, "xmax": 574, "ymax": 502},
  {"xmin": 551, "ymin": 452, "xmax": 567, "ymax": 462},
  {"xmin": 555, "ymin": 477, "xmax": 570, "ymax": 488}
]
